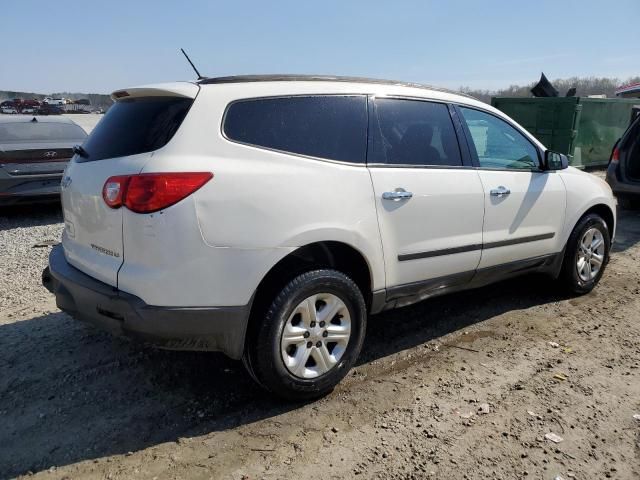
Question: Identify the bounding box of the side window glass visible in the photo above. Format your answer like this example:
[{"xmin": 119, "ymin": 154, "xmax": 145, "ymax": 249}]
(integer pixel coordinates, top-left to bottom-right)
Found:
[
  {"xmin": 223, "ymin": 96, "xmax": 367, "ymax": 163},
  {"xmin": 371, "ymin": 99, "xmax": 463, "ymax": 167},
  {"xmin": 459, "ymin": 107, "xmax": 539, "ymax": 170}
]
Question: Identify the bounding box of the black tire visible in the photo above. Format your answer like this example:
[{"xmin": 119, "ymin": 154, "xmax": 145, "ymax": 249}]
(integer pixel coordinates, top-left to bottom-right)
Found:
[
  {"xmin": 559, "ymin": 213, "xmax": 611, "ymax": 295},
  {"xmin": 243, "ymin": 269, "xmax": 367, "ymax": 401}
]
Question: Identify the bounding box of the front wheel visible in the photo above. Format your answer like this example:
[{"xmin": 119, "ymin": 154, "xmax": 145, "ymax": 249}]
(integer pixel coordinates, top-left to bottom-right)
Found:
[
  {"xmin": 559, "ymin": 213, "xmax": 611, "ymax": 295},
  {"xmin": 244, "ymin": 269, "xmax": 367, "ymax": 401}
]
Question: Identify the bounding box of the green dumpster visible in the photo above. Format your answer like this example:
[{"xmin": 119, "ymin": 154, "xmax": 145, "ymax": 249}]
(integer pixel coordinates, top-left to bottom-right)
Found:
[{"xmin": 490, "ymin": 96, "xmax": 639, "ymax": 167}]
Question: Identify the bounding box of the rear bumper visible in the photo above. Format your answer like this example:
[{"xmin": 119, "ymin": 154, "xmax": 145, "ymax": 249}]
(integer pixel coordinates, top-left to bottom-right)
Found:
[
  {"xmin": 606, "ymin": 164, "xmax": 640, "ymax": 197},
  {"xmin": 0, "ymin": 174, "xmax": 63, "ymax": 205},
  {"xmin": 43, "ymin": 244, "xmax": 250, "ymax": 359}
]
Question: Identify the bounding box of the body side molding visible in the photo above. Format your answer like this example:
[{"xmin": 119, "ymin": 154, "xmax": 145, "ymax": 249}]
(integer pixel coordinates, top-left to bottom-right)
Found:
[{"xmin": 398, "ymin": 233, "xmax": 555, "ymax": 262}]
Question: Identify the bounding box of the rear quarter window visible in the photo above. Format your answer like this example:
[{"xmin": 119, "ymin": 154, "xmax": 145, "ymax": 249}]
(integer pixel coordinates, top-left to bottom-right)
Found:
[
  {"xmin": 78, "ymin": 97, "xmax": 193, "ymax": 162},
  {"xmin": 223, "ymin": 95, "xmax": 367, "ymax": 163}
]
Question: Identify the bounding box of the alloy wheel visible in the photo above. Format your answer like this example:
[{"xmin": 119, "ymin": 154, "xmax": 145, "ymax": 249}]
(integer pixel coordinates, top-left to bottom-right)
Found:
[
  {"xmin": 576, "ymin": 227, "xmax": 605, "ymax": 282},
  {"xmin": 280, "ymin": 293, "xmax": 351, "ymax": 379}
]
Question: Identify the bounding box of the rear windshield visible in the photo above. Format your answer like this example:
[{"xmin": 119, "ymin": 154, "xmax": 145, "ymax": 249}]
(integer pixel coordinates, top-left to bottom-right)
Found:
[
  {"xmin": 0, "ymin": 122, "xmax": 87, "ymax": 143},
  {"xmin": 78, "ymin": 96, "xmax": 193, "ymax": 162}
]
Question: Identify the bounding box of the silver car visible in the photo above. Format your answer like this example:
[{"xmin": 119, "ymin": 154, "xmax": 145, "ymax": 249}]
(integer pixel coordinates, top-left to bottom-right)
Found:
[{"xmin": 0, "ymin": 115, "xmax": 87, "ymax": 205}]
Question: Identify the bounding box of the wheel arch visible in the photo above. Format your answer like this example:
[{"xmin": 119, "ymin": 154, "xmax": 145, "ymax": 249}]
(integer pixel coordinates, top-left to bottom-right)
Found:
[
  {"xmin": 252, "ymin": 241, "xmax": 373, "ymax": 311},
  {"xmin": 562, "ymin": 201, "xmax": 616, "ymax": 248},
  {"xmin": 243, "ymin": 240, "xmax": 375, "ymax": 359},
  {"xmin": 581, "ymin": 203, "xmax": 615, "ymax": 241},
  {"xmin": 548, "ymin": 202, "xmax": 615, "ymax": 280},
  {"xmin": 556, "ymin": 202, "xmax": 614, "ymax": 293}
]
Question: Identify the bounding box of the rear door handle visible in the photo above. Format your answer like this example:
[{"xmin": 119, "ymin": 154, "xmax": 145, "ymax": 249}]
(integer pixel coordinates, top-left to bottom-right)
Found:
[
  {"xmin": 382, "ymin": 189, "xmax": 413, "ymax": 201},
  {"xmin": 490, "ymin": 186, "xmax": 511, "ymax": 197}
]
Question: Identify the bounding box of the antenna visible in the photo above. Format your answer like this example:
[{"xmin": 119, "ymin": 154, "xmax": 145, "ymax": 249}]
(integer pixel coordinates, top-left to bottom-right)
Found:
[{"xmin": 180, "ymin": 48, "xmax": 204, "ymax": 80}]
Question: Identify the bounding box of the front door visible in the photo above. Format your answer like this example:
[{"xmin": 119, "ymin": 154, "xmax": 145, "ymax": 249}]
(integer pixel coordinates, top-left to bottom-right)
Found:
[
  {"xmin": 457, "ymin": 106, "xmax": 566, "ymax": 269},
  {"xmin": 367, "ymin": 98, "xmax": 485, "ymax": 300}
]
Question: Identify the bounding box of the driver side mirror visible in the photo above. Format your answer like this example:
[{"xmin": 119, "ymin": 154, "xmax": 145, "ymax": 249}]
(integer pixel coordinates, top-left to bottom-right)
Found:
[{"xmin": 543, "ymin": 150, "xmax": 569, "ymax": 170}]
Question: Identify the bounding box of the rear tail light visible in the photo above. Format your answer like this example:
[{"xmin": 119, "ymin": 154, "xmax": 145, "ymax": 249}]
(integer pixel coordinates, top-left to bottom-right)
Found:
[
  {"xmin": 102, "ymin": 172, "xmax": 213, "ymax": 213},
  {"xmin": 610, "ymin": 147, "xmax": 620, "ymax": 164},
  {"xmin": 102, "ymin": 175, "xmax": 130, "ymax": 208}
]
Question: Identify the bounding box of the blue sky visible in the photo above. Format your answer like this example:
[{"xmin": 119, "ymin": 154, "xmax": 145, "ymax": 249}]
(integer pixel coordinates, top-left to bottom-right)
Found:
[{"xmin": 1, "ymin": 0, "xmax": 638, "ymax": 94}]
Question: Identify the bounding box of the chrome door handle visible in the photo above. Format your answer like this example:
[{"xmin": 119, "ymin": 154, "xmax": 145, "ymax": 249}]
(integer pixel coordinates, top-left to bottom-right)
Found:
[
  {"xmin": 490, "ymin": 186, "xmax": 511, "ymax": 197},
  {"xmin": 382, "ymin": 189, "xmax": 413, "ymax": 201}
]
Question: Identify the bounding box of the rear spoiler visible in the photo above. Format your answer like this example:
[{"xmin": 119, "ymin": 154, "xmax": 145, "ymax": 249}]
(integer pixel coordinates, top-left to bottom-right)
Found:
[{"xmin": 111, "ymin": 82, "xmax": 199, "ymax": 102}]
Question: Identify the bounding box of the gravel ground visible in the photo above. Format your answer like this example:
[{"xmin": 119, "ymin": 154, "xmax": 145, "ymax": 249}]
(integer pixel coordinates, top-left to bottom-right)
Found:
[
  {"xmin": 0, "ymin": 204, "xmax": 62, "ymax": 312},
  {"xmin": 1, "ymin": 176, "xmax": 639, "ymax": 480}
]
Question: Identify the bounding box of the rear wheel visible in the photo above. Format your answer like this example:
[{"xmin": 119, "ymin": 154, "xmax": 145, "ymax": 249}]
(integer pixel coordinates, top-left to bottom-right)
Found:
[
  {"xmin": 559, "ymin": 213, "xmax": 610, "ymax": 294},
  {"xmin": 244, "ymin": 269, "xmax": 367, "ymax": 401}
]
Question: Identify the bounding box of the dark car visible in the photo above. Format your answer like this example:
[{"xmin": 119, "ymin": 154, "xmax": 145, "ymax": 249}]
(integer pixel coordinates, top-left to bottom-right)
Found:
[
  {"xmin": 36, "ymin": 105, "xmax": 64, "ymax": 115},
  {"xmin": 0, "ymin": 115, "xmax": 87, "ymax": 205},
  {"xmin": 606, "ymin": 114, "xmax": 640, "ymax": 209}
]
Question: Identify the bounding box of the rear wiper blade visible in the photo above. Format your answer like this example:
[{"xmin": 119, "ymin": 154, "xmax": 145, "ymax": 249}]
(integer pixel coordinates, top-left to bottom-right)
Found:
[{"xmin": 73, "ymin": 145, "xmax": 88, "ymax": 158}]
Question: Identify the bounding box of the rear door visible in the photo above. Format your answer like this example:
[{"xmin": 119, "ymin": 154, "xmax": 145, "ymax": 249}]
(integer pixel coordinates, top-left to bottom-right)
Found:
[
  {"xmin": 368, "ymin": 97, "xmax": 485, "ymax": 301},
  {"xmin": 61, "ymin": 85, "xmax": 198, "ymax": 286},
  {"xmin": 618, "ymin": 116, "xmax": 640, "ymax": 183},
  {"xmin": 456, "ymin": 106, "xmax": 565, "ymax": 268}
]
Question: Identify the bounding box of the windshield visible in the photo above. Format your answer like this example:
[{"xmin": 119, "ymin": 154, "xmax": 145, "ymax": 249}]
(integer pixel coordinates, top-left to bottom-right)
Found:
[
  {"xmin": 0, "ymin": 122, "xmax": 87, "ymax": 143},
  {"xmin": 78, "ymin": 96, "xmax": 193, "ymax": 162}
]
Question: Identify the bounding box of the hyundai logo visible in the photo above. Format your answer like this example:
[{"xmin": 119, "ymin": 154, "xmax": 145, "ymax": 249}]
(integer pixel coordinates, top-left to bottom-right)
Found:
[{"xmin": 44, "ymin": 151, "xmax": 58, "ymax": 158}]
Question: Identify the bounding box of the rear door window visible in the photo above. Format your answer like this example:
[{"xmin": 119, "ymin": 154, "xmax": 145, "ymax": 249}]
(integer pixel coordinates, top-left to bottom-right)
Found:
[
  {"xmin": 0, "ymin": 122, "xmax": 87, "ymax": 143},
  {"xmin": 371, "ymin": 98, "xmax": 463, "ymax": 167},
  {"xmin": 78, "ymin": 97, "xmax": 193, "ymax": 162},
  {"xmin": 223, "ymin": 95, "xmax": 367, "ymax": 163}
]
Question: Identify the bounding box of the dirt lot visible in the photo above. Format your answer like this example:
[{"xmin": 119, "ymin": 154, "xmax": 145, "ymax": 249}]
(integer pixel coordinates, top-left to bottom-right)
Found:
[{"xmin": 1, "ymin": 185, "xmax": 639, "ymax": 480}]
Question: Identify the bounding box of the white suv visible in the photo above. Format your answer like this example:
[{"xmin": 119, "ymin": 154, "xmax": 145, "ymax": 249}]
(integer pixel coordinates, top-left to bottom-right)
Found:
[{"xmin": 43, "ymin": 75, "xmax": 616, "ymax": 400}]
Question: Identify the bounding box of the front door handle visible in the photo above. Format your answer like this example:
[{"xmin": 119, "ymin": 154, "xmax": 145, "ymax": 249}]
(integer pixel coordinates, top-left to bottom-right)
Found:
[
  {"xmin": 382, "ymin": 189, "xmax": 413, "ymax": 201},
  {"xmin": 490, "ymin": 186, "xmax": 511, "ymax": 197}
]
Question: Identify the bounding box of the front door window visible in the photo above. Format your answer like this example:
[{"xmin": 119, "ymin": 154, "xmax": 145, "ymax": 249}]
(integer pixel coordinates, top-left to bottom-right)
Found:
[{"xmin": 459, "ymin": 107, "xmax": 539, "ymax": 170}]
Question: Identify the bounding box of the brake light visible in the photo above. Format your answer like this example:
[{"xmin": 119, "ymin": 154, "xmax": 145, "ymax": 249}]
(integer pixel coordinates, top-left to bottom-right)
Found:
[
  {"xmin": 102, "ymin": 172, "xmax": 213, "ymax": 213},
  {"xmin": 610, "ymin": 147, "xmax": 620, "ymax": 164}
]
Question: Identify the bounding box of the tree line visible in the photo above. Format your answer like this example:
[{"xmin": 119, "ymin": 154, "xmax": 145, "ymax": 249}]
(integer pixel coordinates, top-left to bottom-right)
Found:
[
  {"xmin": 2, "ymin": 76, "xmax": 639, "ymax": 108},
  {"xmin": 460, "ymin": 76, "xmax": 640, "ymax": 103}
]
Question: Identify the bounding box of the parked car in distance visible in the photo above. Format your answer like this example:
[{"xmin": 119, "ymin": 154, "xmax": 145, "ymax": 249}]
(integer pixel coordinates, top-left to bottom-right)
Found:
[
  {"xmin": 43, "ymin": 76, "xmax": 616, "ymax": 400},
  {"xmin": 0, "ymin": 115, "xmax": 87, "ymax": 205},
  {"xmin": 36, "ymin": 105, "xmax": 63, "ymax": 115},
  {"xmin": 20, "ymin": 107, "xmax": 36, "ymax": 114},
  {"xmin": 1, "ymin": 106, "xmax": 18, "ymax": 114},
  {"xmin": 606, "ymin": 114, "xmax": 640, "ymax": 209},
  {"xmin": 43, "ymin": 97, "xmax": 66, "ymax": 106},
  {"xmin": 22, "ymin": 99, "xmax": 42, "ymax": 107}
]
